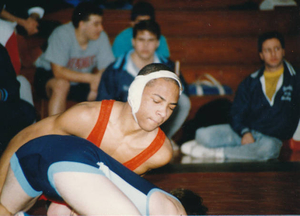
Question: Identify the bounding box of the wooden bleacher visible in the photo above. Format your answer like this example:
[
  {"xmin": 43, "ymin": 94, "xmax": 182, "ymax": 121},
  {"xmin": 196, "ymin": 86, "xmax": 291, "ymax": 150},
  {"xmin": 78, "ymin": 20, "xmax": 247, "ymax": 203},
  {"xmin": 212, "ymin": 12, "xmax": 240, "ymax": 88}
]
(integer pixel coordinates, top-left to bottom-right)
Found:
[{"xmin": 17, "ymin": 1, "xmax": 300, "ymax": 121}]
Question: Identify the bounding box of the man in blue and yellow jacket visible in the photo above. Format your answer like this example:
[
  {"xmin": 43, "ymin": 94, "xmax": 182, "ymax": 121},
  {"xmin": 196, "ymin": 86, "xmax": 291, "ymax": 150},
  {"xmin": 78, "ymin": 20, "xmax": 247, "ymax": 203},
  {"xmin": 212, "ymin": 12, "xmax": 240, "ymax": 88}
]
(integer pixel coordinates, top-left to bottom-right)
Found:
[{"xmin": 181, "ymin": 31, "xmax": 300, "ymax": 161}]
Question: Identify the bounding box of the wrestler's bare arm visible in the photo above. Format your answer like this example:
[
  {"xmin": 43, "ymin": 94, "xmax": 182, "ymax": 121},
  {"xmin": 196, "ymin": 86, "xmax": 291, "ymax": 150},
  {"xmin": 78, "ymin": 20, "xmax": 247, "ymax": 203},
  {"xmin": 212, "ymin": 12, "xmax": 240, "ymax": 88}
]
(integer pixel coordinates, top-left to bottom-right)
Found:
[{"xmin": 0, "ymin": 101, "xmax": 101, "ymax": 192}]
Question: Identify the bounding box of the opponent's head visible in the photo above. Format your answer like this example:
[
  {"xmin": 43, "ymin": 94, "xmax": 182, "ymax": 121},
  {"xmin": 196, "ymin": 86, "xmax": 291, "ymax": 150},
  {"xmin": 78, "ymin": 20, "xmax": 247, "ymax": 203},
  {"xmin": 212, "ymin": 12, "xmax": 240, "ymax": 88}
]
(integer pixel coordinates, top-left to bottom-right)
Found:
[
  {"xmin": 128, "ymin": 63, "xmax": 182, "ymax": 128},
  {"xmin": 170, "ymin": 188, "xmax": 208, "ymax": 215}
]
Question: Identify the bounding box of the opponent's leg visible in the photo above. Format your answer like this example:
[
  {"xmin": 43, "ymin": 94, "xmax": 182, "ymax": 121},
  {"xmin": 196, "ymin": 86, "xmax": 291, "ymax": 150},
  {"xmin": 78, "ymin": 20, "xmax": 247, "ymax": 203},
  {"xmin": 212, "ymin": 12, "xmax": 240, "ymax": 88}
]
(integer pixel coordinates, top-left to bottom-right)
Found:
[
  {"xmin": 0, "ymin": 167, "xmax": 37, "ymax": 214},
  {"xmin": 53, "ymin": 172, "xmax": 142, "ymax": 215},
  {"xmin": 47, "ymin": 202, "xmax": 73, "ymax": 216},
  {"xmin": 148, "ymin": 190, "xmax": 187, "ymax": 216}
]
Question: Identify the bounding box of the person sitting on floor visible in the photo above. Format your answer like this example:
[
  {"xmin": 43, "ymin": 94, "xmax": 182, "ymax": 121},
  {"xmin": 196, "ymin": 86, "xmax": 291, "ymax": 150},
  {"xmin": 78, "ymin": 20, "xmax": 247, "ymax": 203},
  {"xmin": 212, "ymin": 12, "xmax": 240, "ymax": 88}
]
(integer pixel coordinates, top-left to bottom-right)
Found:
[{"xmin": 181, "ymin": 31, "xmax": 300, "ymax": 161}]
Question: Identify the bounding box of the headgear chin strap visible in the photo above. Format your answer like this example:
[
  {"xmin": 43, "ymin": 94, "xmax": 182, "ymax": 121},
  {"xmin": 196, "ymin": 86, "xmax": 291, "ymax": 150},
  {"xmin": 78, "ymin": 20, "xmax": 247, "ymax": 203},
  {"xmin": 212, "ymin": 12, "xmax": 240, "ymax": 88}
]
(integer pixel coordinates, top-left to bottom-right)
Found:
[{"xmin": 128, "ymin": 70, "xmax": 182, "ymax": 123}]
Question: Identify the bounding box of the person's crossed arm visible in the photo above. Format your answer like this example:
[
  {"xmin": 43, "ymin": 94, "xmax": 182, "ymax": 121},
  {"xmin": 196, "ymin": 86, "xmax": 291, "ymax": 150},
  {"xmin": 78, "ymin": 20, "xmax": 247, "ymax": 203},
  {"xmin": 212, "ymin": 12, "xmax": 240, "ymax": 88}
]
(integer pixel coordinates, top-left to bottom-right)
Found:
[{"xmin": 0, "ymin": 9, "xmax": 39, "ymax": 35}]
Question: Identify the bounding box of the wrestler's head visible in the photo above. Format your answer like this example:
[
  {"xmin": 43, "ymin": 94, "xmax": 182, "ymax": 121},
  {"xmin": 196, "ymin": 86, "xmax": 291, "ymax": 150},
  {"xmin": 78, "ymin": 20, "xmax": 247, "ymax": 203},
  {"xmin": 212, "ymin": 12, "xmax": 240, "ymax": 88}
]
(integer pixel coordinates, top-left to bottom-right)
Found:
[{"xmin": 128, "ymin": 63, "xmax": 182, "ymax": 131}]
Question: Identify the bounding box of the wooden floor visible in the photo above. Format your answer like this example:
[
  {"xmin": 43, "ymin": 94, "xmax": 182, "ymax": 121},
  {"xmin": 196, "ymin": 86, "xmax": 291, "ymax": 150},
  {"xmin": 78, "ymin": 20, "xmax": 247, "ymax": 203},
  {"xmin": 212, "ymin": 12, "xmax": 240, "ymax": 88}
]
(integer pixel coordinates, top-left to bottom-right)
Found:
[
  {"xmin": 27, "ymin": 158, "xmax": 300, "ymax": 215},
  {"xmin": 146, "ymin": 165, "xmax": 300, "ymax": 215}
]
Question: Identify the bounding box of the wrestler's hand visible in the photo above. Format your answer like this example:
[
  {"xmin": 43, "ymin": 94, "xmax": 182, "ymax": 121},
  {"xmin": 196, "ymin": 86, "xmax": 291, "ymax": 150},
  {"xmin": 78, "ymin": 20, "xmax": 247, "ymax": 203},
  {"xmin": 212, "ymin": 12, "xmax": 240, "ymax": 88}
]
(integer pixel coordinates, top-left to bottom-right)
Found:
[{"xmin": 241, "ymin": 132, "xmax": 255, "ymax": 145}]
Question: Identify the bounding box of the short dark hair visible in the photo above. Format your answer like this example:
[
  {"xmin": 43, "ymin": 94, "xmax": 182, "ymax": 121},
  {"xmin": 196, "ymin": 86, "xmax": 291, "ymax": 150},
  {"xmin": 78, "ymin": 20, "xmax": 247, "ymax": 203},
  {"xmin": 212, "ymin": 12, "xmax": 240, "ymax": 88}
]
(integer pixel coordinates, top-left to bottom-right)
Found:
[
  {"xmin": 133, "ymin": 20, "xmax": 161, "ymax": 40},
  {"xmin": 138, "ymin": 63, "xmax": 180, "ymax": 89},
  {"xmin": 170, "ymin": 188, "xmax": 208, "ymax": 215},
  {"xmin": 258, "ymin": 31, "xmax": 285, "ymax": 52},
  {"xmin": 138, "ymin": 63, "xmax": 173, "ymax": 75},
  {"xmin": 131, "ymin": 1, "xmax": 155, "ymax": 21},
  {"xmin": 72, "ymin": 2, "xmax": 103, "ymax": 28}
]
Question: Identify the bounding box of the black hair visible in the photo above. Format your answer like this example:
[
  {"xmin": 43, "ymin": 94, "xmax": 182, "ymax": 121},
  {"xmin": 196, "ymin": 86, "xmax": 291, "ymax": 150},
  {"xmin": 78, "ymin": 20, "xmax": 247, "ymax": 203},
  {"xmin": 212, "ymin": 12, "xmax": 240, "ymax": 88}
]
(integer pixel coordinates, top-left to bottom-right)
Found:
[
  {"xmin": 138, "ymin": 63, "xmax": 173, "ymax": 75},
  {"xmin": 72, "ymin": 2, "xmax": 103, "ymax": 28},
  {"xmin": 258, "ymin": 31, "xmax": 285, "ymax": 52},
  {"xmin": 138, "ymin": 63, "xmax": 180, "ymax": 89},
  {"xmin": 133, "ymin": 20, "xmax": 161, "ymax": 40},
  {"xmin": 170, "ymin": 188, "xmax": 208, "ymax": 215},
  {"xmin": 131, "ymin": 1, "xmax": 155, "ymax": 21}
]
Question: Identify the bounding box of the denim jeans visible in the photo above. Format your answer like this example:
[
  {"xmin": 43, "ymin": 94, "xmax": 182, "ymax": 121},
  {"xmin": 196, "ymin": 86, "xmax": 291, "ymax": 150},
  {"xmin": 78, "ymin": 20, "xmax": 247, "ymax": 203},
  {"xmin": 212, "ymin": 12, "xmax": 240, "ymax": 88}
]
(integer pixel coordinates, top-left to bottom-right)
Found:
[{"xmin": 195, "ymin": 124, "xmax": 282, "ymax": 161}]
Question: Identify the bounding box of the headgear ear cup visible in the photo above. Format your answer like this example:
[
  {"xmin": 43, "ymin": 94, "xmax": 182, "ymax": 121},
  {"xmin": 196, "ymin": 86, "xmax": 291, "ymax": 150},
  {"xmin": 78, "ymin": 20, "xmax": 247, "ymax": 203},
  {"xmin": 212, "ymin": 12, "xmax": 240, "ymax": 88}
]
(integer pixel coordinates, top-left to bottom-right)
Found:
[{"xmin": 128, "ymin": 70, "xmax": 182, "ymax": 123}]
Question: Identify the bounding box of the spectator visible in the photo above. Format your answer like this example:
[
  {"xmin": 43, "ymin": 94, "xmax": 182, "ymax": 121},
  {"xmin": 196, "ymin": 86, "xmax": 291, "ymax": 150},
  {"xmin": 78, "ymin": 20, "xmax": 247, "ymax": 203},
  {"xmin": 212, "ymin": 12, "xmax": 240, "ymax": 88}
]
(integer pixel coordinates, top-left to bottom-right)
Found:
[
  {"xmin": 0, "ymin": 0, "xmax": 71, "ymax": 38},
  {"xmin": 112, "ymin": 1, "xmax": 170, "ymax": 58},
  {"xmin": 34, "ymin": 2, "xmax": 115, "ymax": 116},
  {"xmin": 0, "ymin": 1, "xmax": 40, "ymax": 36},
  {"xmin": 181, "ymin": 31, "xmax": 300, "ymax": 161},
  {"xmin": 97, "ymin": 20, "xmax": 190, "ymax": 141},
  {"xmin": 0, "ymin": 44, "xmax": 36, "ymax": 155}
]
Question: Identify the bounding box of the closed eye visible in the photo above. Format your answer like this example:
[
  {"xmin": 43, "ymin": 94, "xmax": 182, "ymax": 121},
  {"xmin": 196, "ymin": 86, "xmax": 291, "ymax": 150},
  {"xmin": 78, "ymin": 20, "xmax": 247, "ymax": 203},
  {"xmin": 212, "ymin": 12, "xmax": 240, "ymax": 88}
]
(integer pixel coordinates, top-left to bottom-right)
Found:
[
  {"xmin": 169, "ymin": 105, "xmax": 177, "ymax": 111},
  {"xmin": 153, "ymin": 99, "xmax": 160, "ymax": 103}
]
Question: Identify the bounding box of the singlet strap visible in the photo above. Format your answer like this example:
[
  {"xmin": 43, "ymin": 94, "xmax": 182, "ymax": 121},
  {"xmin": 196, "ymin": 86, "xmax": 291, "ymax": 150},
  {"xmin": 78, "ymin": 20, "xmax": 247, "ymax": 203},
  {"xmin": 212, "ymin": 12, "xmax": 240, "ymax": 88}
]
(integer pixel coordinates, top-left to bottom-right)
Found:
[
  {"xmin": 123, "ymin": 128, "xmax": 166, "ymax": 171},
  {"xmin": 87, "ymin": 100, "xmax": 115, "ymax": 147}
]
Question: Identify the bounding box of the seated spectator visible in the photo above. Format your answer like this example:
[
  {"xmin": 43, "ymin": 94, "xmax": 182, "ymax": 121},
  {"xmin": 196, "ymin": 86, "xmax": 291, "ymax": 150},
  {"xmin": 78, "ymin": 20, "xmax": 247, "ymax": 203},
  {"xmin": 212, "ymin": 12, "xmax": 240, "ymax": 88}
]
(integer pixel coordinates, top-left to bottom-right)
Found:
[
  {"xmin": 0, "ymin": 15, "xmax": 36, "ymax": 113},
  {"xmin": 0, "ymin": 1, "xmax": 40, "ymax": 36},
  {"xmin": 0, "ymin": 44, "xmax": 36, "ymax": 155},
  {"xmin": 97, "ymin": 20, "xmax": 190, "ymax": 141},
  {"xmin": 181, "ymin": 31, "xmax": 300, "ymax": 161},
  {"xmin": 112, "ymin": 1, "xmax": 170, "ymax": 58},
  {"xmin": 0, "ymin": 0, "xmax": 69, "ymax": 38},
  {"xmin": 34, "ymin": 2, "xmax": 115, "ymax": 116},
  {"xmin": 0, "ymin": 18, "xmax": 21, "ymax": 75}
]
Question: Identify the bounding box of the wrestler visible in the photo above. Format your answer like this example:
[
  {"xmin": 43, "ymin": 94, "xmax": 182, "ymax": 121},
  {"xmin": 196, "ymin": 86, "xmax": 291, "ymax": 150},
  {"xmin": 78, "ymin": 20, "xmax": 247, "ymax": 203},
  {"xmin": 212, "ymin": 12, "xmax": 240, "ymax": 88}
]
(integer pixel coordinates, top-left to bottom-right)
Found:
[
  {"xmin": 0, "ymin": 135, "xmax": 192, "ymax": 215},
  {"xmin": 0, "ymin": 63, "xmax": 182, "ymax": 213}
]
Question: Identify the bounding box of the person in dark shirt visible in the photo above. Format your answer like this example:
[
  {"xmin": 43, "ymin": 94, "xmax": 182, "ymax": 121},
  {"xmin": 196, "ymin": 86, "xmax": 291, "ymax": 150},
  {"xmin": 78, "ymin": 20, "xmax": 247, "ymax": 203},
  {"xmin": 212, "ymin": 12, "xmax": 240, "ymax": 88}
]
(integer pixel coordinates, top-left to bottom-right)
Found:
[
  {"xmin": 0, "ymin": 44, "xmax": 36, "ymax": 155},
  {"xmin": 181, "ymin": 31, "xmax": 300, "ymax": 161}
]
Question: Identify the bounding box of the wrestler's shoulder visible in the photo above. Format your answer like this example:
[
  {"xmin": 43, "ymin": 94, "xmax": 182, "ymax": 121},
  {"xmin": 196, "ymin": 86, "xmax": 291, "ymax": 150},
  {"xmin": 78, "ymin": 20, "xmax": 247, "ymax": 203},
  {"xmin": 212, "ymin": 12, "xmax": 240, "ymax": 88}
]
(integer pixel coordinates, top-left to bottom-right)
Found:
[
  {"xmin": 68, "ymin": 101, "xmax": 102, "ymax": 115},
  {"xmin": 55, "ymin": 101, "xmax": 102, "ymax": 124}
]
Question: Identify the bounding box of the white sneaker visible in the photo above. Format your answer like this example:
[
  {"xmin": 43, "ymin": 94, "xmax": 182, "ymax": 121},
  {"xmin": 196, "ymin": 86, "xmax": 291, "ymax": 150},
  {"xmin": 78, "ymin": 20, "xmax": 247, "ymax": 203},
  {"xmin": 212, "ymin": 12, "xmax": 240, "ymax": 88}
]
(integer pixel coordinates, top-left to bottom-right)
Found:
[
  {"xmin": 180, "ymin": 140, "xmax": 198, "ymax": 155},
  {"xmin": 181, "ymin": 155, "xmax": 225, "ymax": 164},
  {"xmin": 181, "ymin": 140, "xmax": 224, "ymax": 159}
]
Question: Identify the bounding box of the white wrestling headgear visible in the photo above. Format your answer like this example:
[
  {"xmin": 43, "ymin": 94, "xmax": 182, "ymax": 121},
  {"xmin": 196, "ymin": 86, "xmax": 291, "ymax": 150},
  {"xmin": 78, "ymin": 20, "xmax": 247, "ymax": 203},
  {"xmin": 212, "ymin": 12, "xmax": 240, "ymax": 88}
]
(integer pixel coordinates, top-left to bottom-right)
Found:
[{"xmin": 128, "ymin": 70, "xmax": 182, "ymax": 122}]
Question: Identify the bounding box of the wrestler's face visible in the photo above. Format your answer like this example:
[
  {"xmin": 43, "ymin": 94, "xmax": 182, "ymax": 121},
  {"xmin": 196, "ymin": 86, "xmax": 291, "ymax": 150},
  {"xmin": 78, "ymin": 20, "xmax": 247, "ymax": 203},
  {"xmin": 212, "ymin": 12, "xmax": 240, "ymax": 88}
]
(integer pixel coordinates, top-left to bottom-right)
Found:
[
  {"xmin": 132, "ymin": 30, "xmax": 159, "ymax": 61},
  {"xmin": 135, "ymin": 78, "xmax": 180, "ymax": 131},
  {"xmin": 81, "ymin": 14, "xmax": 103, "ymax": 40},
  {"xmin": 259, "ymin": 38, "xmax": 285, "ymax": 72}
]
